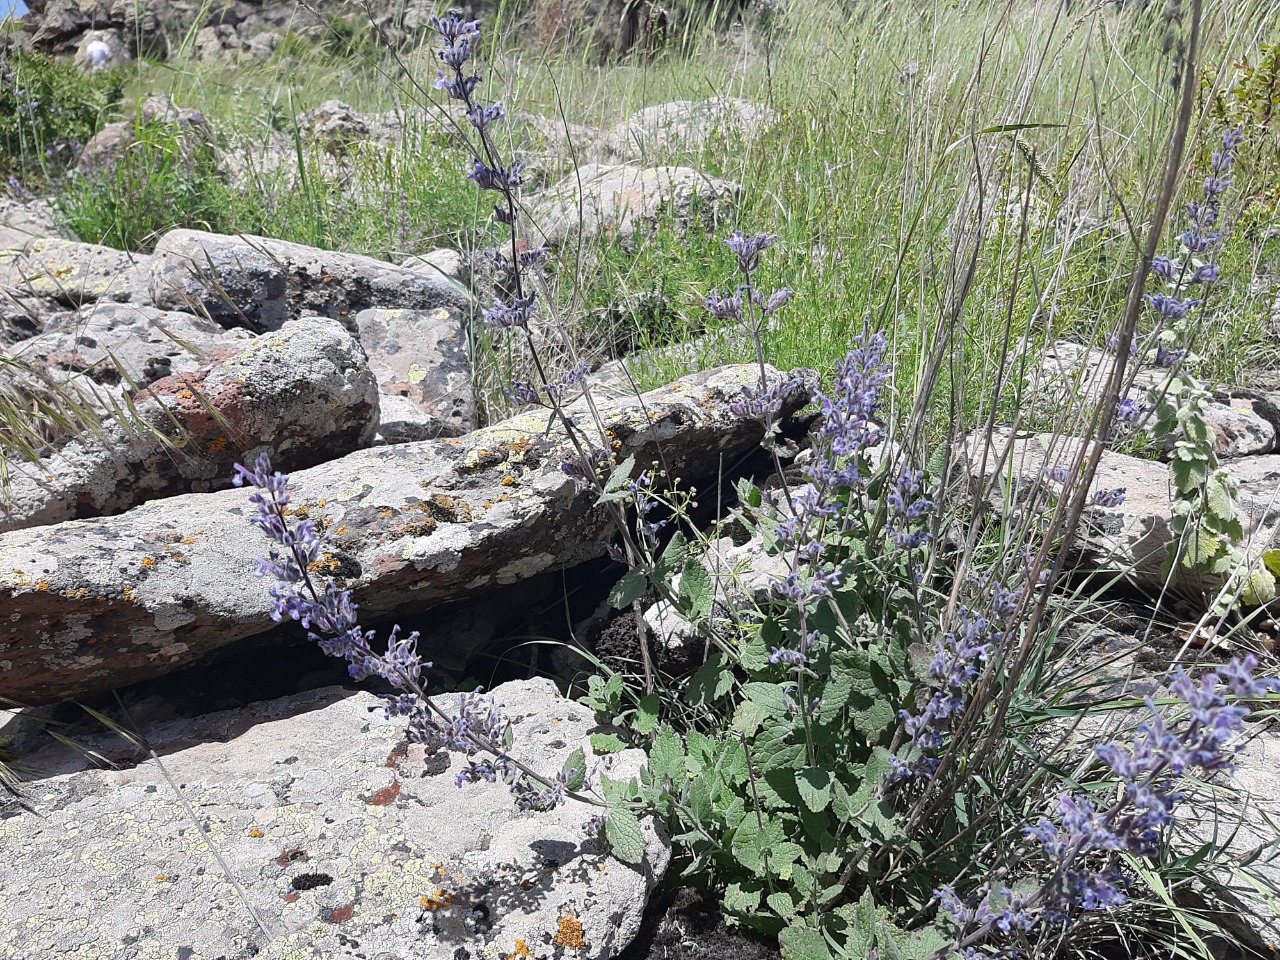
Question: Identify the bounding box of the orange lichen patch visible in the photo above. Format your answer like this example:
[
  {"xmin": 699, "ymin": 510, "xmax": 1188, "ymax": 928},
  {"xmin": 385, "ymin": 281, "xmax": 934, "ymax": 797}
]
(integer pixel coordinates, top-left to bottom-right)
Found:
[
  {"xmin": 419, "ymin": 889, "xmax": 454, "ymax": 909},
  {"xmin": 327, "ymin": 903, "xmax": 354, "ymax": 924},
  {"xmin": 281, "ymin": 892, "xmax": 299, "ymax": 903},
  {"xmin": 207, "ymin": 436, "xmax": 229, "ymax": 454},
  {"xmin": 365, "ymin": 781, "xmax": 401, "ymax": 806},
  {"xmin": 176, "ymin": 390, "xmax": 195, "ymax": 401},
  {"xmin": 35, "ymin": 580, "xmax": 50, "ymax": 592},
  {"xmin": 507, "ymin": 940, "xmax": 535, "ymax": 959},
  {"xmin": 334, "ymin": 526, "xmax": 349, "ymax": 536},
  {"xmin": 307, "ymin": 553, "xmax": 343, "ymax": 575},
  {"xmin": 155, "ymin": 874, "xmax": 169, "ymax": 883},
  {"xmin": 140, "ymin": 557, "xmax": 158, "ymax": 570},
  {"xmin": 554, "ymin": 914, "xmax": 587, "ymax": 951},
  {"xmin": 501, "ymin": 476, "xmax": 517, "ymax": 487},
  {"xmin": 248, "ymin": 828, "xmax": 265, "ymax": 838},
  {"xmin": 122, "ymin": 587, "xmax": 139, "ymax": 604}
]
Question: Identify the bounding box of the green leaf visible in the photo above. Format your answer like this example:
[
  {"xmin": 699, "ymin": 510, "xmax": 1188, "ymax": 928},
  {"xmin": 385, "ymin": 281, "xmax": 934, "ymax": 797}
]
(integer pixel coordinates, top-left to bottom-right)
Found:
[
  {"xmin": 590, "ymin": 732, "xmax": 628, "ymax": 755},
  {"xmin": 604, "ymin": 806, "xmax": 647, "ymax": 865},
  {"xmin": 608, "ymin": 568, "xmax": 648, "ymax": 609},
  {"xmin": 634, "ymin": 693, "xmax": 661, "ymax": 735},
  {"xmin": 796, "ymin": 768, "xmax": 832, "ymax": 812},
  {"xmin": 724, "ymin": 880, "xmax": 764, "ymax": 916},
  {"xmin": 779, "ymin": 922, "xmax": 832, "ymax": 960},
  {"xmin": 731, "ymin": 815, "xmax": 785, "ymax": 875},
  {"xmin": 603, "ymin": 454, "xmax": 637, "ymax": 495},
  {"xmin": 561, "ymin": 747, "xmax": 587, "ymax": 792},
  {"xmin": 767, "ymin": 891, "xmax": 800, "ymax": 919},
  {"xmin": 650, "ymin": 726, "xmax": 686, "ymax": 782},
  {"xmin": 1171, "ymin": 457, "xmax": 1208, "ymax": 491},
  {"xmin": 654, "ymin": 531, "xmax": 689, "ymax": 582},
  {"xmin": 678, "ymin": 557, "xmax": 716, "ymax": 620},
  {"xmin": 686, "ymin": 653, "xmax": 734, "ymax": 706},
  {"xmin": 1264, "ymin": 550, "xmax": 1280, "ymax": 578},
  {"xmin": 743, "ymin": 682, "xmax": 790, "ymax": 717}
]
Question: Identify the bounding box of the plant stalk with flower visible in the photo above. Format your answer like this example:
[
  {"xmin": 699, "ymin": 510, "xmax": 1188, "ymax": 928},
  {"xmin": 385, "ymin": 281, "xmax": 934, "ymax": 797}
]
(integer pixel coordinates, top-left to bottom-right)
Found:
[{"xmin": 232, "ymin": 452, "xmax": 605, "ymax": 813}]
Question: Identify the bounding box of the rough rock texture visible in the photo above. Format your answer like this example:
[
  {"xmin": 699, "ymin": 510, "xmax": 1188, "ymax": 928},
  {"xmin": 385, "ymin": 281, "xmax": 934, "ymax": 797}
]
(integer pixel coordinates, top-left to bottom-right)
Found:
[
  {"xmin": 4, "ymin": 302, "xmax": 254, "ymax": 398},
  {"xmin": 0, "ymin": 317, "xmax": 378, "ymax": 534},
  {"xmin": 356, "ymin": 306, "xmax": 477, "ymax": 440},
  {"xmin": 1201, "ymin": 728, "xmax": 1280, "ymax": 951},
  {"xmin": 142, "ymin": 229, "xmax": 474, "ymax": 330},
  {"xmin": 0, "ymin": 290, "xmax": 61, "ymax": 345},
  {"xmin": 528, "ymin": 164, "xmax": 740, "ymax": 248},
  {"xmin": 961, "ymin": 427, "xmax": 1280, "ymax": 591},
  {"xmin": 0, "ymin": 364, "xmax": 805, "ymax": 704},
  {"xmin": 400, "ymin": 247, "xmax": 471, "ymax": 289},
  {"xmin": 0, "ymin": 680, "xmax": 669, "ymax": 960},
  {"xmin": 0, "ymin": 238, "xmax": 146, "ymax": 306},
  {"xmin": 0, "ymin": 198, "xmax": 65, "ymax": 253},
  {"xmin": 1034, "ymin": 341, "xmax": 1277, "ymax": 458},
  {"xmin": 296, "ymin": 99, "xmax": 371, "ymax": 149},
  {"xmin": 602, "ymin": 98, "xmax": 779, "ymax": 161}
]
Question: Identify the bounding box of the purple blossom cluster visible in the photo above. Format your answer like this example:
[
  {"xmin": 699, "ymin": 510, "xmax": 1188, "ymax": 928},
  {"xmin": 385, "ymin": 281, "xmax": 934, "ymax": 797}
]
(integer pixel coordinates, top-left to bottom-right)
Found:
[
  {"xmin": 233, "ymin": 452, "xmax": 576, "ymax": 813},
  {"xmin": 890, "ymin": 605, "xmax": 1007, "ymax": 782},
  {"xmin": 1108, "ymin": 128, "xmax": 1244, "ymax": 399},
  {"xmin": 937, "ymin": 655, "xmax": 1277, "ymax": 950}
]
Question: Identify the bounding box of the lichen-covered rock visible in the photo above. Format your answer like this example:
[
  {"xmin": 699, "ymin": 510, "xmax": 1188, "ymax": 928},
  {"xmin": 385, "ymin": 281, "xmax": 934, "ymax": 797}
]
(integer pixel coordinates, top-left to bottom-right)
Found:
[
  {"xmin": 0, "ymin": 679, "xmax": 668, "ymax": 960},
  {"xmin": 399, "ymin": 247, "xmax": 471, "ymax": 289},
  {"xmin": 142, "ymin": 229, "xmax": 473, "ymax": 330},
  {"xmin": 960, "ymin": 427, "xmax": 1280, "ymax": 592},
  {"xmin": 4, "ymin": 301, "xmax": 254, "ymax": 397},
  {"xmin": 602, "ymin": 98, "xmax": 780, "ymax": 161},
  {"xmin": 0, "ymin": 197, "xmax": 65, "ymax": 254},
  {"xmin": 0, "ymin": 316, "xmax": 378, "ymax": 534},
  {"xmin": 527, "ymin": 164, "xmax": 740, "ymax": 248},
  {"xmin": 356, "ymin": 306, "xmax": 477, "ymax": 440},
  {"xmin": 0, "ymin": 237, "xmax": 147, "ymax": 306},
  {"xmin": 0, "ymin": 364, "xmax": 808, "ymax": 704}
]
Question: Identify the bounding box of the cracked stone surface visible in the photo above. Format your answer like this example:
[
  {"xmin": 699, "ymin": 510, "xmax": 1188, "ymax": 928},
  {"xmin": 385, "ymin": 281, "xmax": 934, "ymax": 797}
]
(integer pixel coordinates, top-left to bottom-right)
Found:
[
  {"xmin": 0, "ymin": 316, "xmax": 378, "ymax": 535},
  {"xmin": 0, "ymin": 364, "xmax": 808, "ymax": 704},
  {"xmin": 0, "ymin": 679, "xmax": 669, "ymax": 960}
]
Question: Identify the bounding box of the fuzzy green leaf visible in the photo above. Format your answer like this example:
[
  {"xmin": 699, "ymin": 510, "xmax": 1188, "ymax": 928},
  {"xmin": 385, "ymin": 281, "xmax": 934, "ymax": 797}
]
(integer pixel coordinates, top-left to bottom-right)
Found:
[
  {"xmin": 650, "ymin": 727, "xmax": 686, "ymax": 782},
  {"xmin": 767, "ymin": 891, "xmax": 800, "ymax": 919},
  {"xmin": 687, "ymin": 653, "xmax": 734, "ymax": 706},
  {"xmin": 678, "ymin": 557, "xmax": 716, "ymax": 620},
  {"xmin": 603, "ymin": 454, "xmax": 637, "ymax": 495},
  {"xmin": 561, "ymin": 747, "xmax": 587, "ymax": 792},
  {"xmin": 1265, "ymin": 550, "xmax": 1280, "ymax": 578},
  {"xmin": 604, "ymin": 806, "xmax": 647, "ymax": 865},
  {"xmin": 796, "ymin": 768, "xmax": 833, "ymax": 812},
  {"xmin": 608, "ymin": 568, "xmax": 648, "ymax": 609},
  {"xmin": 779, "ymin": 923, "xmax": 832, "ymax": 960},
  {"xmin": 590, "ymin": 732, "xmax": 628, "ymax": 755},
  {"xmin": 724, "ymin": 880, "xmax": 764, "ymax": 915},
  {"xmin": 634, "ymin": 694, "xmax": 661, "ymax": 735}
]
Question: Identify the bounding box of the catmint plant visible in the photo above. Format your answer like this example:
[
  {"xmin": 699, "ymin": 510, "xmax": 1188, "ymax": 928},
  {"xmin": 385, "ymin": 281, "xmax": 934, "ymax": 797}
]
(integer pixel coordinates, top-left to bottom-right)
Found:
[{"xmin": 1110, "ymin": 130, "xmax": 1247, "ymax": 594}]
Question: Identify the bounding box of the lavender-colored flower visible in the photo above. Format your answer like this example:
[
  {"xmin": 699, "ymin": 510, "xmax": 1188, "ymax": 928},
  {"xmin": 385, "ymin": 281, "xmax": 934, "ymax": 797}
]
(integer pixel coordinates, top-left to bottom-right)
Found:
[
  {"xmin": 628, "ymin": 469, "xmax": 669, "ymax": 549},
  {"xmin": 1115, "ymin": 397, "xmax": 1147, "ymax": 422},
  {"xmin": 430, "ymin": 12, "xmax": 482, "ymax": 44},
  {"xmin": 484, "ymin": 294, "xmax": 536, "ymax": 329},
  {"xmin": 1089, "ymin": 487, "xmax": 1127, "ymax": 508},
  {"xmin": 467, "ymin": 101, "xmax": 506, "ymax": 130},
  {"xmin": 1152, "ymin": 344, "xmax": 1187, "ymax": 367},
  {"xmin": 726, "ymin": 230, "xmax": 775, "ymax": 273},
  {"xmin": 764, "ymin": 287, "xmax": 795, "ymax": 316},
  {"xmin": 468, "ymin": 159, "xmax": 527, "ymax": 192},
  {"xmin": 706, "ymin": 288, "xmax": 744, "ymax": 321},
  {"xmin": 1143, "ymin": 293, "xmax": 1200, "ymax": 321}
]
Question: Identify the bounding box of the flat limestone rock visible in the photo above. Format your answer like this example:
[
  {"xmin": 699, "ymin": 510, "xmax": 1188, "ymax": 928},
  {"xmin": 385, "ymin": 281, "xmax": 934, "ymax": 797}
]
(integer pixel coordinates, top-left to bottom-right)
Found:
[
  {"xmin": 0, "ymin": 679, "xmax": 669, "ymax": 960},
  {"xmin": 0, "ymin": 364, "xmax": 806, "ymax": 705}
]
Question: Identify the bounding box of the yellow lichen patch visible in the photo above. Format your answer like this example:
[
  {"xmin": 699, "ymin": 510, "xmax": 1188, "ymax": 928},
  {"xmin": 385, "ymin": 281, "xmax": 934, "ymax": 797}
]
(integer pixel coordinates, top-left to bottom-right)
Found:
[
  {"xmin": 501, "ymin": 476, "xmax": 517, "ymax": 487},
  {"xmin": 507, "ymin": 939, "xmax": 535, "ymax": 959},
  {"xmin": 334, "ymin": 526, "xmax": 349, "ymax": 536},
  {"xmin": 176, "ymin": 390, "xmax": 195, "ymax": 401},
  {"xmin": 554, "ymin": 914, "xmax": 587, "ymax": 951},
  {"xmin": 248, "ymin": 827, "xmax": 264, "ymax": 838},
  {"xmin": 419, "ymin": 889, "xmax": 454, "ymax": 909},
  {"xmin": 140, "ymin": 557, "xmax": 158, "ymax": 570}
]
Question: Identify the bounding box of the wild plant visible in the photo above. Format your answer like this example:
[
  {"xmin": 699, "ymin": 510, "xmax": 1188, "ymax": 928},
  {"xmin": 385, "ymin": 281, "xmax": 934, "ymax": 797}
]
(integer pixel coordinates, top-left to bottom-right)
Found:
[{"xmin": 231, "ymin": 6, "xmax": 1280, "ymax": 959}]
